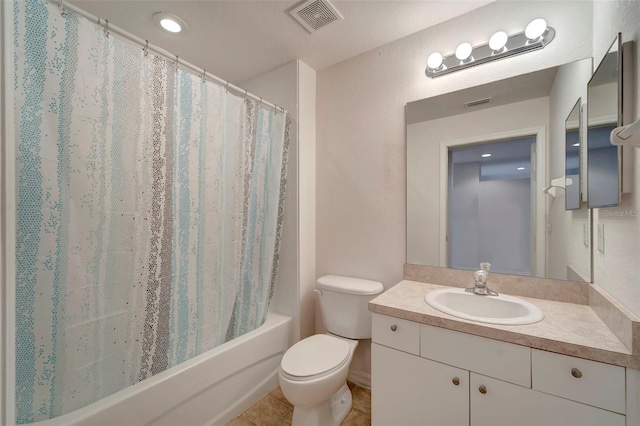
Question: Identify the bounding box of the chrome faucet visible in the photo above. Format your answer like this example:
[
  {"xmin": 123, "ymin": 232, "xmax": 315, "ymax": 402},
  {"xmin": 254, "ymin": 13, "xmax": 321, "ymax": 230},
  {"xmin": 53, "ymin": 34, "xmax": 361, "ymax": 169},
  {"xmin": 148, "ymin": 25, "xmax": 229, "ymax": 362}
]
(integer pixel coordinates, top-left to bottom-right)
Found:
[{"xmin": 465, "ymin": 262, "xmax": 498, "ymax": 296}]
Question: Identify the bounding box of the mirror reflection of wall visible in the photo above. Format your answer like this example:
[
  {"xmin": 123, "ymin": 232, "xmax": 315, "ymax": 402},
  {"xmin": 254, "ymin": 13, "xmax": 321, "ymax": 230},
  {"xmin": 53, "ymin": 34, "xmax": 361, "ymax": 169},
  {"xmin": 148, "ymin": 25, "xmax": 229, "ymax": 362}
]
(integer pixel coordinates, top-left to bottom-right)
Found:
[
  {"xmin": 407, "ymin": 58, "xmax": 593, "ymax": 282},
  {"xmin": 565, "ymin": 100, "xmax": 581, "ymax": 211},
  {"xmin": 587, "ymin": 36, "xmax": 620, "ymax": 208}
]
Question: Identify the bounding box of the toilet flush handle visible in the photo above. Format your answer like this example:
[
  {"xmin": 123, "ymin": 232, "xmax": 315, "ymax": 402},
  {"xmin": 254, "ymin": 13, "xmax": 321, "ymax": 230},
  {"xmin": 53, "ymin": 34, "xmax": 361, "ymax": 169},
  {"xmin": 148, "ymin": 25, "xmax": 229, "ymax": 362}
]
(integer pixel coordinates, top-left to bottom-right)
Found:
[{"xmin": 314, "ymin": 289, "xmax": 323, "ymax": 296}]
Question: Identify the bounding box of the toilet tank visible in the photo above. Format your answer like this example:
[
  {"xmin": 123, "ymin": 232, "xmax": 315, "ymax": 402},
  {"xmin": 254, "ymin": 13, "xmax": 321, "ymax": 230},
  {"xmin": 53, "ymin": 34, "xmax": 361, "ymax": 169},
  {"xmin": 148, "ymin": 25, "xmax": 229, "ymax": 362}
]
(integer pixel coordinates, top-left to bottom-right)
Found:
[{"xmin": 316, "ymin": 275, "xmax": 384, "ymax": 339}]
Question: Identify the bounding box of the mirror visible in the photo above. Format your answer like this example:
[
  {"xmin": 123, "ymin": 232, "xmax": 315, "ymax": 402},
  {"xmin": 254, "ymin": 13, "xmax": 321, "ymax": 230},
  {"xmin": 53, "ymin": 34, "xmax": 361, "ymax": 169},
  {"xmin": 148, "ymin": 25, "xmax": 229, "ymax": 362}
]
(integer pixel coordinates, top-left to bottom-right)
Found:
[
  {"xmin": 587, "ymin": 35, "xmax": 620, "ymax": 208},
  {"xmin": 407, "ymin": 58, "xmax": 593, "ymax": 282},
  {"xmin": 565, "ymin": 99, "xmax": 581, "ymax": 210}
]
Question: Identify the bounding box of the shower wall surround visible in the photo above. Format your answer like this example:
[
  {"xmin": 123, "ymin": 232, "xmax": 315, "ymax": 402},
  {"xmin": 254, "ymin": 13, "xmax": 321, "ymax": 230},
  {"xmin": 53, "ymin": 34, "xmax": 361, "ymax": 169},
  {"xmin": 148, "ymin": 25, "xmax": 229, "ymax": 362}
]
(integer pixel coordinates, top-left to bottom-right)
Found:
[{"xmin": 13, "ymin": 0, "xmax": 290, "ymax": 422}]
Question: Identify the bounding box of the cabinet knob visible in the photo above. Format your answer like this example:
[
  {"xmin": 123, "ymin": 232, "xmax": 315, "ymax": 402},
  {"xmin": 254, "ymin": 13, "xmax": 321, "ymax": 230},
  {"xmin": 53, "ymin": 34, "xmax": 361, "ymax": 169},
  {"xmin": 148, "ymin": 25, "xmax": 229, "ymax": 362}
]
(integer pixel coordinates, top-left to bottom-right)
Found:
[
  {"xmin": 390, "ymin": 324, "xmax": 397, "ymax": 332},
  {"xmin": 571, "ymin": 368, "xmax": 582, "ymax": 378},
  {"xmin": 452, "ymin": 377, "xmax": 460, "ymax": 386},
  {"xmin": 479, "ymin": 385, "xmax": 487, "ymax": 394}
]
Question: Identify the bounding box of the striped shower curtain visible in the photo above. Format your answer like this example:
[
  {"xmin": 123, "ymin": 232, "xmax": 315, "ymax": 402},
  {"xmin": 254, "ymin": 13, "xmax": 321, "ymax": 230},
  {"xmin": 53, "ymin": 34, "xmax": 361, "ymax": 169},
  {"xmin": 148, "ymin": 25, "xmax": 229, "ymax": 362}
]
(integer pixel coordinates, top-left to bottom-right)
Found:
[{"xmin": 12, "ymin": 0, "xmax": 290, "ymax": 422}]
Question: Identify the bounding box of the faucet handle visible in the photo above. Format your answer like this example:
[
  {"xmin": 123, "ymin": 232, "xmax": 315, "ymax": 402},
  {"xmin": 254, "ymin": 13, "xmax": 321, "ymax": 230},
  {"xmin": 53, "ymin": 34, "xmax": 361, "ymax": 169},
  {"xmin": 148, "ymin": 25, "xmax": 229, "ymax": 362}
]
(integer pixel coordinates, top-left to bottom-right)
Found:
[
  {"xmin": 480, "ymin": 262, "xmax": 491, "ymax": 272},
  {"xmin": 474, "ymin": 270, "xmax": 487, "ymax": 285}
]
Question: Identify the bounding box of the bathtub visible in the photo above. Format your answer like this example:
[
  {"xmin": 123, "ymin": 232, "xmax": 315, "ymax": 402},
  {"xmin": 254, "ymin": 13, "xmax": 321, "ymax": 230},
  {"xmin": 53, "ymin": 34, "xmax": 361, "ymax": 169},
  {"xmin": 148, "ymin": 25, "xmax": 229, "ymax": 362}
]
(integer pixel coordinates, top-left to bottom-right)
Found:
[{"xmin": 24, "ymin": 313, "xmax": 292, "ymax": 426}]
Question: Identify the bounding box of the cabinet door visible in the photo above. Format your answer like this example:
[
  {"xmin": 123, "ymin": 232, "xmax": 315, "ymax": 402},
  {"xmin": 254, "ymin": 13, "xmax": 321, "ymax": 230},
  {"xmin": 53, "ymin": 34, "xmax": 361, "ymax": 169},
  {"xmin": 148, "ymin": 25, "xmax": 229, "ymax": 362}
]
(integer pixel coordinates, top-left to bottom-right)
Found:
[
  {"xmin": 372, "ymin": 343, "xmax": 469, "ymax": 426},
  {"xmin": 470, "ymin": 373, "xmax": 625, "ymax": 426}
]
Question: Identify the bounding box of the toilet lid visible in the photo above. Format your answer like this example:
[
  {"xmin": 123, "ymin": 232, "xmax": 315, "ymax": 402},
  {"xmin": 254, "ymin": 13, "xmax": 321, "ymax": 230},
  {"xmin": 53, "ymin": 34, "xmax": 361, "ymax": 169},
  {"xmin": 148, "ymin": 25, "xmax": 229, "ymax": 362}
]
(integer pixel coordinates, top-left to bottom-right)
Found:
[{"xmin": 281, "ymin": 335, "xmax": 350, "ymax": 378}]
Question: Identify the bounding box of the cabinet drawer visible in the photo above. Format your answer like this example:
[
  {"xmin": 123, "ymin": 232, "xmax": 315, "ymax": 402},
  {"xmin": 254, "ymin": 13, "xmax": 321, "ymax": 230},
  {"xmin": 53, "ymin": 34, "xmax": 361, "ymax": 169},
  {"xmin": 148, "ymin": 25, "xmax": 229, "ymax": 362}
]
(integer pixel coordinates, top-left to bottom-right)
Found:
[
  {"xmin": 471, "ymin": 373, "xmax": 625, "ymax": 426},
  {"xmin": 372, "ymin": 314, "xmax": 420, "ymax": 355},
  {"xmin": 421, "ymin": 324, "xmax": 531, "ymax": 387},
  {"xmin": 532, "ymin": 349, "xmax": 625, "ymax": 414}
]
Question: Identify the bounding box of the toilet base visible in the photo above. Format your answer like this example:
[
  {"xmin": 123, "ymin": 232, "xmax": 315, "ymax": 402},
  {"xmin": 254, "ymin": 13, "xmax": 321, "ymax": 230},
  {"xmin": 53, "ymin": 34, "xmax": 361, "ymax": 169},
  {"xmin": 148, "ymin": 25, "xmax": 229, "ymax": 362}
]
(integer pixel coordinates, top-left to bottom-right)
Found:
[{"xmin": 291, "ymin": 383, "xmax": 352, "ymax": 426}]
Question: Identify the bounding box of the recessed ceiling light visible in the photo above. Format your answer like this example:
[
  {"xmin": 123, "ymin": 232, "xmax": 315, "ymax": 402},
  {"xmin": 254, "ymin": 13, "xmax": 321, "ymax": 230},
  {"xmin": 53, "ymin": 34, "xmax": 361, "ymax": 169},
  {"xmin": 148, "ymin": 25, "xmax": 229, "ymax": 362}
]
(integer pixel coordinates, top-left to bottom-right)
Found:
[
  {"xmin": 481, "ymin": 153, "xmax": 492, "ymax": 158},
  {"xmin": 153, "ymin": 12, "xmax": 188, "ymax": 34},
  {"xmin": 517, "ymin": 167, "xmax": 526, "ymax": 171},
  {"xmin": 572, "ymin": 143, "xmax": 580, "ymax": 147}
]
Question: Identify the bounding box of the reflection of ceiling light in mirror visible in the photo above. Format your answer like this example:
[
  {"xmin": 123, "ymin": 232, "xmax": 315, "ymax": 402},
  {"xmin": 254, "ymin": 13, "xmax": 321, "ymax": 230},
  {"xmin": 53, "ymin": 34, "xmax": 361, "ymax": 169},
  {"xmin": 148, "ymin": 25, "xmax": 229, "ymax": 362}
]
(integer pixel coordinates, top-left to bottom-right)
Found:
[
  {"xmin": 489, "ymin": 31, "xmax": 508, "ymax": 52},
  {"xmin": 572, "ymin": 143, "xmax": 580, "ymax": 146},
  {"xmin": 525, "ymin": 18, "xmax": 547, "ymax": 41},
  {"xmin": 517, "ymin": 167, "xmax": 526, "ymax": 170},
  {"xmin": 427, "ymin": 52, "xmax": 444, "ymax": 70},
  {"xmin": 153, "ymin": 12, "xmax": 188, "ymax": 34},
  {"xmin": 481, "ymin": 153, "xmax": 492, "ymax": 158}
]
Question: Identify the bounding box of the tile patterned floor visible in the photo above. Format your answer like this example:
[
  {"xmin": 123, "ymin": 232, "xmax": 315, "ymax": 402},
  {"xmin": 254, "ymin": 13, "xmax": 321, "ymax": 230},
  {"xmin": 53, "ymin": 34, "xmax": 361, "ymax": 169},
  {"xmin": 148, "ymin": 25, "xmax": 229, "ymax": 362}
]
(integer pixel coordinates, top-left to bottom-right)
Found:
[{"xmin": 228, "ymin": 382, "xmax": 371, "ymax": 426}]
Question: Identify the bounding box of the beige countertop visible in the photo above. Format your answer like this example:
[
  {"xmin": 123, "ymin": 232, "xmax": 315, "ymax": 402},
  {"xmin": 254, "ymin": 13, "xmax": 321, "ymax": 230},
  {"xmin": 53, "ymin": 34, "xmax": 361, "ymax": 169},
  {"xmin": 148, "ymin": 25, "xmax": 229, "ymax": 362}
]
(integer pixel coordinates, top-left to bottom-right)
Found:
[{"xmin": 369, "ymin": 280, "xmax": 639, "ymax": 370}]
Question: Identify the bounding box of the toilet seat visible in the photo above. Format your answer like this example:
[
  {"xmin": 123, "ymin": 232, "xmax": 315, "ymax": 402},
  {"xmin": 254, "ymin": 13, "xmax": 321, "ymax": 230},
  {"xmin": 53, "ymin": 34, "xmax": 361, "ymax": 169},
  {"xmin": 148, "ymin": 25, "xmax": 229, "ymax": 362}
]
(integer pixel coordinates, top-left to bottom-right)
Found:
[{"xmin": 281, "ymin": 335, "xmax": 350, "ymax": 381}]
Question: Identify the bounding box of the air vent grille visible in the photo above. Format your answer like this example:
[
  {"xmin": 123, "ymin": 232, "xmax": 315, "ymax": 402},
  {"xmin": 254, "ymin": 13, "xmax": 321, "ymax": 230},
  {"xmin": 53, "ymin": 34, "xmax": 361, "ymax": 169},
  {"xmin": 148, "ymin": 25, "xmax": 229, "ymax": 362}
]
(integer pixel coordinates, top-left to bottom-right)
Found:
[
  {"xmin": 465, "ymin": 97, "xmax": 493, "ymax": 108},
  {"xmin": 290, "ymin": 0, "xmax": 343, "ymax": 34}
]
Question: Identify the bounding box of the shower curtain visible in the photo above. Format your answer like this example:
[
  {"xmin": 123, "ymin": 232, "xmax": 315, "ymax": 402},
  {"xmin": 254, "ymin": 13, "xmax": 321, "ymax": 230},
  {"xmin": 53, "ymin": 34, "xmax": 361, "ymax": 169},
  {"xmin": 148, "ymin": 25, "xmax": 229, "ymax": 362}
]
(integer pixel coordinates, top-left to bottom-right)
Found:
[{"xmin": 12, "ymin": 0, "xmax": 290, "ymax": 422}]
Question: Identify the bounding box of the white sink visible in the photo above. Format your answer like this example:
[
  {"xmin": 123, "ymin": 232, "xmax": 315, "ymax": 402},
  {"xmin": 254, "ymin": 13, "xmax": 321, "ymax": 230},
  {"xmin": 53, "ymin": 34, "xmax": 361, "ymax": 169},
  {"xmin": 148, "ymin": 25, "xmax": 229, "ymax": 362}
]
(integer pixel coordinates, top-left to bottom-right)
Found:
[{"xmin": 424, "ymin": 288, "xmax": 544, "ymax": 325}]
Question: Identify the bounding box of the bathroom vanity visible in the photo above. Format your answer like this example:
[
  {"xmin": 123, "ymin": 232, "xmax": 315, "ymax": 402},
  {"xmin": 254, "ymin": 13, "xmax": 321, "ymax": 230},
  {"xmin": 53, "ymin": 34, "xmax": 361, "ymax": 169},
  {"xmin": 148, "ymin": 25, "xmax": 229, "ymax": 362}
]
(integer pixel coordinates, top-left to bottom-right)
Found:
[{"xmin": 369, "ymin": 280, "xmax": 640, "ymax": 426}]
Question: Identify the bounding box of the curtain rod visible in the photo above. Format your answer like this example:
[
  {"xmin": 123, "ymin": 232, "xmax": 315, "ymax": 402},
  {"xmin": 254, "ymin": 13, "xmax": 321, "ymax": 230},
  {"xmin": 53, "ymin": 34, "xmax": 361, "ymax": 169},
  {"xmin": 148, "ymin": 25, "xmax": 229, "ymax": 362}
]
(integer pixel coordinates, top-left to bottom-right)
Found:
[{"xmin": 49, "ymin": 0, "xmax": 287, "ymax": 114}]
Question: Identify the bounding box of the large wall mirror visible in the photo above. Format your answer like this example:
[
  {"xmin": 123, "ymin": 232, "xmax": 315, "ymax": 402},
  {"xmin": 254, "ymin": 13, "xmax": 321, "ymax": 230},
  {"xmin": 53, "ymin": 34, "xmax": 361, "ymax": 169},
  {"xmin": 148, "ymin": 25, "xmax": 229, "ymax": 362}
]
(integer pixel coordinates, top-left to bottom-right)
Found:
[
  {"xmin": 407, "ymin": 58, "xmax": 593, "ymax": 282},
  {"xmin": 587, "ymin": 35, "xmax": 621, "ymax": 208}
]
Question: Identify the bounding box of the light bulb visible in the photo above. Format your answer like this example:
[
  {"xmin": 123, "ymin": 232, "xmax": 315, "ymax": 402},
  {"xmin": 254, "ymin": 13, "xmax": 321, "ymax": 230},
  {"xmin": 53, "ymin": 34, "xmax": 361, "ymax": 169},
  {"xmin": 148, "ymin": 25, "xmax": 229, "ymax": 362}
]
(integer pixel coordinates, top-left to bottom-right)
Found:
[
  {"xmin": 153, "ymin": 12, "xmax": 188, "ymax": 34},
  {"xmin": 481, "ymin": 153, "xmax": 492, "ymax": 158},
  {"xmin": 517, "ymin": 167, "xmax": 526, "ymax": 171},
  {"xmin": 427, "ymin": 52, "xmax": 444, "ymax": 70},
  {"xmin": 160, "ymin": 18, "xmax": 182, "ymax": 33},
  {"xmin": 572, "ymin": 143, "xmax": 580, "ymax": 147},
  {"xmin": 489, "ymin": 31, "xmax": 508, "ymax": 52},
  {"xmin": 455, "ymin": 43, "xmax": 473, "ymax": 61},
  {"xmin": 525, "ymin": 18, "xmax": 547, "ymax": 41}
]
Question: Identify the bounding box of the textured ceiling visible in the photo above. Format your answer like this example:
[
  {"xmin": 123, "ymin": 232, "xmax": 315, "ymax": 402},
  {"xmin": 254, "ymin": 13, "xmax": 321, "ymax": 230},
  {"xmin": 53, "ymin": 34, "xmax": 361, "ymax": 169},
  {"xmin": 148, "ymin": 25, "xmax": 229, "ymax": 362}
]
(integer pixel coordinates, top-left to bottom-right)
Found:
[{"xmin": 70, "ymin": 0, "xmax": 494, "ymax": 84}]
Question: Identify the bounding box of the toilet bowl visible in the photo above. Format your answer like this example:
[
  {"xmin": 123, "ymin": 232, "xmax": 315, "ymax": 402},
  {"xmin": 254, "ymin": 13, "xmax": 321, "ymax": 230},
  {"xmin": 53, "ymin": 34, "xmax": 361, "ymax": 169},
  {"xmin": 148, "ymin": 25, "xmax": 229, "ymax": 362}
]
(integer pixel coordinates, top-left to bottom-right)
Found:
[
  {"xmin": 278, "ymin": 275, "xmax": 383, "ymax": 426},
  {"xmin": 279, "ymin": 334, "xmax": 358, "ymax": 425}
]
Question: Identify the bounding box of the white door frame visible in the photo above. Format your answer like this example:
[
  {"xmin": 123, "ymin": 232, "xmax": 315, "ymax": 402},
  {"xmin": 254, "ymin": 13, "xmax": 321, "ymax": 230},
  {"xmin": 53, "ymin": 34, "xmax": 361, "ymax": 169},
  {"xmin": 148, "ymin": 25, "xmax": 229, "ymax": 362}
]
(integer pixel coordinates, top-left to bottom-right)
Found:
[{"xmin": 439, "ymin": 127, "xmax": 547, "ymax": 277}]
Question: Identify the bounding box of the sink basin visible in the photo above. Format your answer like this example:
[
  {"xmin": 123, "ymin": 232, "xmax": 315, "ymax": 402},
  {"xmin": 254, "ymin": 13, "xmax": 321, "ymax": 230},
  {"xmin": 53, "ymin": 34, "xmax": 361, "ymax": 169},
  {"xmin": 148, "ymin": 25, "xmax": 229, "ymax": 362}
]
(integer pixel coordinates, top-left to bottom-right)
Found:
[{"xmin": 424, "ymin": 288, "xmax": 544, "ymax": 325}]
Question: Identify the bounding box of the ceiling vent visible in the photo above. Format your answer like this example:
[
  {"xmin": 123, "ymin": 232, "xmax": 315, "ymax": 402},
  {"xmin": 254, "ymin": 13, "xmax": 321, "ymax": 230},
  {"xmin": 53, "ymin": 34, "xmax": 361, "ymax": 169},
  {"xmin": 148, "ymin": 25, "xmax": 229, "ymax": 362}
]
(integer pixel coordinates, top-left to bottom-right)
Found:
[
  {"xmin": 464, "ymin": 97, "xmax": 493, "ymax": 108},
  {"xmin": 289, "ymin": 0, "xmax": 343, "ymax": 34}
]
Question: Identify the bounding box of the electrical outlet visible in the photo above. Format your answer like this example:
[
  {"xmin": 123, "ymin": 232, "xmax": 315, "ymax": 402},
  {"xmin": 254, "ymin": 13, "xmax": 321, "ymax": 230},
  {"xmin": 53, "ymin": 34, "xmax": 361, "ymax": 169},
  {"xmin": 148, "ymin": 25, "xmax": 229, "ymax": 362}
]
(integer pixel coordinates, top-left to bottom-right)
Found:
[{"xmin": 597, "ymin": 223, "xmax": 605, "ymax": 253}]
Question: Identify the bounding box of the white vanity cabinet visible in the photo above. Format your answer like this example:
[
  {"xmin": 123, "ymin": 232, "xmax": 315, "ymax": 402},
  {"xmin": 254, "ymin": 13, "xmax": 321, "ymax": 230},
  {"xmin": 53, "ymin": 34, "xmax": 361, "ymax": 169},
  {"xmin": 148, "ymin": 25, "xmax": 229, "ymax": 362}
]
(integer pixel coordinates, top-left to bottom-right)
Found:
[{"xmin": 371, "ymin": 314, "xmax": 628, "ymax": 426}]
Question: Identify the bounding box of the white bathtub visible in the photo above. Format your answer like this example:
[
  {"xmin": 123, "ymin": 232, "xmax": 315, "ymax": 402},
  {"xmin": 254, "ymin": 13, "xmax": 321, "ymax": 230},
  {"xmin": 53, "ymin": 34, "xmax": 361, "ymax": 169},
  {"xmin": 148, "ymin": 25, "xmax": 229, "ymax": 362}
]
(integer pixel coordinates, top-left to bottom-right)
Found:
[{"xmin": 25, "ymin": 313, "xmax": 292, "ymax": 426}]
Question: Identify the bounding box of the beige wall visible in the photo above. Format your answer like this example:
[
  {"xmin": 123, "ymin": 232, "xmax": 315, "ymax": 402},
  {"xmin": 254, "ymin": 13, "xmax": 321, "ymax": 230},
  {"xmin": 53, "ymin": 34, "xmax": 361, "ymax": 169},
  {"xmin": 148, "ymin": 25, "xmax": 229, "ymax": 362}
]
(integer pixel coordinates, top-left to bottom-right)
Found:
[
  {"xmin": 317, "ymin": 0, "xmax": 592, "ymax": 288},
  {"xmin": 547, "ymin": 59, "xmax": 593, "ymax": 282},
  {"xmin": 317, "ymin": 0, "xmax": 592, "ymax": 383},
  {"xmin": 591, "ymin": 1, "xmax": 640, "ymax": 315}
]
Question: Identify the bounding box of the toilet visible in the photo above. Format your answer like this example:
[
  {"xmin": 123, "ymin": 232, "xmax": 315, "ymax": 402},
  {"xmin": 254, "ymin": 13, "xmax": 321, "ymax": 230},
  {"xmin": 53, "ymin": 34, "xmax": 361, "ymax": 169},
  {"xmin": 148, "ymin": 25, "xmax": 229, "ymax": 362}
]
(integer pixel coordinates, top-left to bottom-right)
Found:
[{"xmin": 279, "ymin": 275, "xmax": 384, "ymax": 426}]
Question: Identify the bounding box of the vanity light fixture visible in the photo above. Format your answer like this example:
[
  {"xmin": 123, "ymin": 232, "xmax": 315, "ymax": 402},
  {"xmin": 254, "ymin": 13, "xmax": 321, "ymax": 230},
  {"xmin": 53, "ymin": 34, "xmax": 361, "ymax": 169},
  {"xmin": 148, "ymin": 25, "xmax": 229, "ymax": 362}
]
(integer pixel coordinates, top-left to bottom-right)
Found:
[
  {"xmin": 425, "ymin": 18, "xmax": 555, "ymax": 78},
  {"xmin": 455, "ymin": 42, "xmax": 473, "ymax": 63},
  {"xmin": 427, "ymin": 52, "xmax": 444, "ymax": 71},
  {"xmin": 153, "ymin": 12, "xmax": 188, "ymax": 34},
  {"xmin": 481, "ymin": 153, "xmax": 492, "ymax": 158},
  {"xmin": 489, "ymin": 31, "xmax": 508, "ymax": 53}
]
